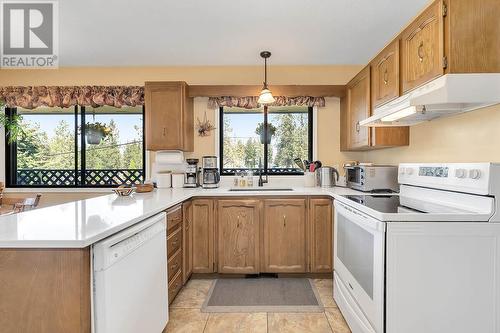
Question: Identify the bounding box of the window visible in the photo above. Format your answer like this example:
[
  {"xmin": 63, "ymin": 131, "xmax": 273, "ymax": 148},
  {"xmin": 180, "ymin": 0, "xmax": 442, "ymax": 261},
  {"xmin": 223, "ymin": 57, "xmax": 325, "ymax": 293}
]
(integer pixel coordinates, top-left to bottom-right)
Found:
[
  {"xmin": 5, "ymin": 105, "xmax": 144, "ymax": 187},
  {"xmin": 220, "ymin": 106, "xmax": 312, "ymax": 175}
]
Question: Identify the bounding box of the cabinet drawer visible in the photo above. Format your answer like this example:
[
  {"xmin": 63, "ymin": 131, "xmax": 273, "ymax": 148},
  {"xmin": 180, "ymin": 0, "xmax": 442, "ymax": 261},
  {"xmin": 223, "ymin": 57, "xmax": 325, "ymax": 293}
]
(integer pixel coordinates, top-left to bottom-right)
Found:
[
  {"xmin": 168, "ymin": 269, "xmax": 183, "ymax": 304},
  {"xmin": 168, "ymin": 248, "xmax": 182, "ymax": 282},
  {"xmin": 167, "ymin": 205, "xmax": 183, "ymax": 233},
  {"xmin": 167, "ymin": 227, "xmax": 182, "ymax": 257}
]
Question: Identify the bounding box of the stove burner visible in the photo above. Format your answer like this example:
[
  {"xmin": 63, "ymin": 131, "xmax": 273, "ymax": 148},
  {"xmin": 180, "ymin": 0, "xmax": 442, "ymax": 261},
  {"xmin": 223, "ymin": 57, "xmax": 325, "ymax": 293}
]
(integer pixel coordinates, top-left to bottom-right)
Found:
[{"xmin": 343, "ymin": 195, "xmax": 426, "ymax": 214}]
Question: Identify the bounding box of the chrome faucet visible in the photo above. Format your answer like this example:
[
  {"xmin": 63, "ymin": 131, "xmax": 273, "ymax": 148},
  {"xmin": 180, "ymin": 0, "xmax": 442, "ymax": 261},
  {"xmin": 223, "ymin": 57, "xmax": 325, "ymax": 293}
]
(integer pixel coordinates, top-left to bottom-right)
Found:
[{"xmin": 258, "ymin": 158, "xmax": 268, "ymax": 187}]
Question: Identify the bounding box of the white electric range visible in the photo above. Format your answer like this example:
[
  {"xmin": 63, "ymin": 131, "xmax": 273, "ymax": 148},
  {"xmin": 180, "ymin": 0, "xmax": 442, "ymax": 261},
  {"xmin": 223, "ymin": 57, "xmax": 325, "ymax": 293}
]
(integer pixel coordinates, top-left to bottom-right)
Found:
[{"xmin": 333, "ymin": 163, "xmax": 500, "ymax": 333}]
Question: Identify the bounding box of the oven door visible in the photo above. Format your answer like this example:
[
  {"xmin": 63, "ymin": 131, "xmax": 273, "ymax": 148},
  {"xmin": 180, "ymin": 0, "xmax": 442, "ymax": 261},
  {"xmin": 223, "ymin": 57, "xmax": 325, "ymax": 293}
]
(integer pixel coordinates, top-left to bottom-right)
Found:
[{"xmin": 334, "ymin": 200, "xmax": 385, "ymax": 333}]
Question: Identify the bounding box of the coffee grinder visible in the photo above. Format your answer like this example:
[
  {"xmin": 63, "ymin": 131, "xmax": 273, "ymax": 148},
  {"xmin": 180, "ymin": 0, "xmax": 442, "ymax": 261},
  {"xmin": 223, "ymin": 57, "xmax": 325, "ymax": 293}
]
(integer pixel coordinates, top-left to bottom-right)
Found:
[{"xmin": 184, "ymin": 158, "xmax": 199, "ymax": 188}]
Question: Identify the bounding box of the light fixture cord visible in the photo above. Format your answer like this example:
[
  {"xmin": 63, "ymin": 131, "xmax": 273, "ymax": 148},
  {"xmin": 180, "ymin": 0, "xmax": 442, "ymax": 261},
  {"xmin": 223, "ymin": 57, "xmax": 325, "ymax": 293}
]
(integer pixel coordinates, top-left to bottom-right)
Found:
[{"xmin": 264, "ymin": 57, "xmax": 268, "ymax": 88}]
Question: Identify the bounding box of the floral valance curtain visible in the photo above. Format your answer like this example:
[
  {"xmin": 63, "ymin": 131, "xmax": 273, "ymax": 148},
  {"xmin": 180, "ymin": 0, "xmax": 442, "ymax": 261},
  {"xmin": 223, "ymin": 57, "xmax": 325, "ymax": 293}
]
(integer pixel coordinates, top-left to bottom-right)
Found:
[
  {"xmin": 207, "ymin": 96, "xmax": 325, "ymax": 109},
  {"xmin": 0, "ymin": 86, "xmax": 144, "ymax": 109}
]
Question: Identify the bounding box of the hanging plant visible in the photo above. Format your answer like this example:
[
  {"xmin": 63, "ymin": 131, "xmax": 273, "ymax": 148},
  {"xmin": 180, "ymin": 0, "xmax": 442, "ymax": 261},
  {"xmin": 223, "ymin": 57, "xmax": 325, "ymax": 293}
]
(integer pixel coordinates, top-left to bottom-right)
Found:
[
  {"xmin": 83, "ymin": 122, "xmax": 113, "ymax": 145},
  {"xmin": 196, "ymin": 111, "xmax": 216, "ymax": 137},
  {"xmin": 0, "ymin": 99, "xmax": 25, "ymax": 143},
  {"xmin": 255, "ymin": 122, "xmax": 276, "ymax": 144}
]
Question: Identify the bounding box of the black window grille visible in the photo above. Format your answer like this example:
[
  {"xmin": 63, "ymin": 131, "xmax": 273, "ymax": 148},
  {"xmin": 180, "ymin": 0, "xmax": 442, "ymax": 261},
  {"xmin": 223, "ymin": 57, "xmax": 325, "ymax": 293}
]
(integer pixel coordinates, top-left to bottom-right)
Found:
[
  {"xmin": 219, "ymin": 106, "xmax": 313, "ymax": 176},
  {"xmin": 5, "ymin": 106, "xmax": 145, "ymax": 187}
]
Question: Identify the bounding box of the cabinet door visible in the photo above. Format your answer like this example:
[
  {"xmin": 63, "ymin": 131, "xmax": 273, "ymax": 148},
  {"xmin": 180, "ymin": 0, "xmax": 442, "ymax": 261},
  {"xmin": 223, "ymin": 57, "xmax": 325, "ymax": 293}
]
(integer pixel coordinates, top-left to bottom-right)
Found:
[
  {"xmin": 309, "ymin": 198, "xmax": 333, "ymax": 273},
  {"xmin": 217, "ymin": 200, "xmax": 260, "ymax": 274},
  {"xmin": 144, "ymin": 82, "xmax": 193, "ymax": 151},
  {"xmin": 347, "ymin": 66, "xmax": 371, "ymax": 149},
  {"xmin": 192, "ymin": 199, "xmax": 215, "ymax": 273},
  {"xmin": 182, "ymin": 201, "xmax": 193, "ymax": 284},
  {"xmin": 371, "ymin": 40, "xmax": 400, "ymax": 107},
  {"xmin": 263, "ymin": 199, "xmax": 307, "ymax": 273},
  {"xmin": 401, "ymin": 0, "xmax": 444, "ymax": 93}
]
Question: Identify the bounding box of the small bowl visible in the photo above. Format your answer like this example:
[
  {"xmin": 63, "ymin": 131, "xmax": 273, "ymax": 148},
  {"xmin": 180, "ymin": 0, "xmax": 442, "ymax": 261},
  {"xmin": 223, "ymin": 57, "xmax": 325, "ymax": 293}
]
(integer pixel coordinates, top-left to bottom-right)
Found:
[{"xmin": 112, "ymin": 186, "xmax": 134, "ymax": 197}]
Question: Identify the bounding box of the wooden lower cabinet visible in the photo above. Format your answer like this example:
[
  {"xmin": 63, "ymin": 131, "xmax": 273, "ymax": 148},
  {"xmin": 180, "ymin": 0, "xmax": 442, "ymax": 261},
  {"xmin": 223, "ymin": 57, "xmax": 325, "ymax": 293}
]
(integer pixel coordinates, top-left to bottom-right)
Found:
[
  {"xmin": 192, "ymin": 199, "xmax": 215, "ymax": 273},
  {"xmin": 217, "ymin": 199, "xmax": 261, "ymax": 274},
  {"xmin": 182, "ymin": 200, "xmax": 193, "ymax": 284},
  {"xmin": 262, "ymin": 199, "xmax": 307, "ymax": 273},
  {"xmin": 166, "ymin": 205, "xmax": 184, "ymax": 304},
  {"xmin": 185, "ymin": 196, "xmax": 333, "ymax": 275},
  {"xmin": 309, "ymin": 198, "xmax": 334, "ymax": 273},
  {"xmin": 0, "ymin": 248, "xmax": 91, "ymax": 333}
]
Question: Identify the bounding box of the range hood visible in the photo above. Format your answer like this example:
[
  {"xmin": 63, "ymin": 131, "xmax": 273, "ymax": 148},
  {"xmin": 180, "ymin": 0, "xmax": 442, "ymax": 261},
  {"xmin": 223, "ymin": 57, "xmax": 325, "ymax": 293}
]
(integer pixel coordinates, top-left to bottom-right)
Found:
[{"xmin": 360, "ymin": 74, "xmax": 500, "ymax": 127}]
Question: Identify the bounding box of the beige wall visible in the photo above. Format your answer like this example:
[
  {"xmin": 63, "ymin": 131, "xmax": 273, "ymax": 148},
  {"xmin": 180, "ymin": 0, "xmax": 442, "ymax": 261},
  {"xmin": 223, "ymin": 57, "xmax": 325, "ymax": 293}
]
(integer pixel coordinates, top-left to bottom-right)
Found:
[
  {"xmin": 2, "ymin": 65, "xmax": 499, "ymax": 198},
  {"xmin": 180, "ymin": 97, "xmax": 363, "ymax": 170},
  {"xmin": 363, "ymin": 104, "xmax": 500, "ymax": 164},
  {"xmin": 0, "ymin": 65, "xmax": 361, "ymax": 86}
]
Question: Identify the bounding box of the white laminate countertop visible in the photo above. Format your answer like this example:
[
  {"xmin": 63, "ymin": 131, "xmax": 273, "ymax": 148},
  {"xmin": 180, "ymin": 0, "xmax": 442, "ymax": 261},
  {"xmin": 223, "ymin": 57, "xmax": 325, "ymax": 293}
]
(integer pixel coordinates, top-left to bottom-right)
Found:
[{"xmin": 0, "ymin": 186, "xmax": 360, "ymax": 248}]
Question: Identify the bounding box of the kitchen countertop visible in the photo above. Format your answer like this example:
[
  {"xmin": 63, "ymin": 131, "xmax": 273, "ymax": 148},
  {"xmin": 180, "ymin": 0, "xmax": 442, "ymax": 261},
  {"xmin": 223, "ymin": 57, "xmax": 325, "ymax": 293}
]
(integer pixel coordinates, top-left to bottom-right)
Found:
[{"xmin": 0, "ymin": 186, "xmax": 360, "ymax": 248}]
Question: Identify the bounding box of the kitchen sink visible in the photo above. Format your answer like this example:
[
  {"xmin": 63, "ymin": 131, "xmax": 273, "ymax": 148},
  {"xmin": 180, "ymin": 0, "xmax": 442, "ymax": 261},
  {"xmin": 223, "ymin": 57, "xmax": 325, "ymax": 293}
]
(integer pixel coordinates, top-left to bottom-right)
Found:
[{"xmin": 229, "ymin": 188, "xmax": 294, "ymax": 192}]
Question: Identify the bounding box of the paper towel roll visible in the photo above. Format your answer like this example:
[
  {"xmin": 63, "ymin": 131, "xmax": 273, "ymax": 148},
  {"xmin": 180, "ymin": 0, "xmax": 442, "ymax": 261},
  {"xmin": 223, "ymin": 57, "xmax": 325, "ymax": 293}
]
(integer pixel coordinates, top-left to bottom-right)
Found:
[{"xmin": 155, "ymin": 151, "xmax": 184, "ymax": 164}]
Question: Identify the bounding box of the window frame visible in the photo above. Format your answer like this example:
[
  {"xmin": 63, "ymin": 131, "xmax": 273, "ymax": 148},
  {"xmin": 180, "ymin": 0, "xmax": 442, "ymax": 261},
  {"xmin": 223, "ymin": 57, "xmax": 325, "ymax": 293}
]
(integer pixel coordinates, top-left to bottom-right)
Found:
[
  {"xmin": 218, "ymin": 106, "xmax": 313, "ymax": 176},
  {"xmin": 5, "ymin": 105, "xmax": 146, "ymax": 188}
]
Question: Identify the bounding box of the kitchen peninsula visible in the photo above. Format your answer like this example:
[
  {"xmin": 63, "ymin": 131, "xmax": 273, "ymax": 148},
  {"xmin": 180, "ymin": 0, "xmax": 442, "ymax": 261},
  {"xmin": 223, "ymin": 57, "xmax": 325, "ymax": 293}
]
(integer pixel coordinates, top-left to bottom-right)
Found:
[{"xmin": 0, "ymin": 185, "xmax": 357, "ymax": 333}]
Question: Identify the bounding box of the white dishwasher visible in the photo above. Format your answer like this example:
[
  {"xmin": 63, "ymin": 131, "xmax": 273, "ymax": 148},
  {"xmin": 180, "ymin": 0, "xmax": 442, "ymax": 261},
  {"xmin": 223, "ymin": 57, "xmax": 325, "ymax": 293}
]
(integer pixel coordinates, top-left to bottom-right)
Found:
[{"xmin": 92, "ymin": 212, "xmax": 168, "ymax": 333}]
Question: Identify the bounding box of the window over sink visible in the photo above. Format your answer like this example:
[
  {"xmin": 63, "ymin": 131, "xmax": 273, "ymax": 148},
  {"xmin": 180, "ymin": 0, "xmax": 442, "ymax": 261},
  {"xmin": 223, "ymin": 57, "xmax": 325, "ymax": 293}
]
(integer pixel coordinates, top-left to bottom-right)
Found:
[
  {"xmin": 5, "ymin": 105, "xmax": 144, "ymax": 187},
  {"xmin": 219, "ymin": 106, "xmax": 313, "ymax": 176}
]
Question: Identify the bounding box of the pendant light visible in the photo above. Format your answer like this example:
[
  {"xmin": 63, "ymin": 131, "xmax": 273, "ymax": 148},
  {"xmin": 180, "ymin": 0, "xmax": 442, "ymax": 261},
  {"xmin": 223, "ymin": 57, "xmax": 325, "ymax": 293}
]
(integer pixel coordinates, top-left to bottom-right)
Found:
[{"xmin": 257, "ymin": 51, "xmax": 276, "ymax": 105}]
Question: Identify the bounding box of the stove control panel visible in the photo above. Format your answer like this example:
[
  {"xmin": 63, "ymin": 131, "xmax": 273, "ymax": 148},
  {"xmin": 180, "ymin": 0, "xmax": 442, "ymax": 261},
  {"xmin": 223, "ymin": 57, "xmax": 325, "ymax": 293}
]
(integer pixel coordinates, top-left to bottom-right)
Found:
[{"xmin": 399, "ymin": 163, "xmax": 498, "ymax": 195}]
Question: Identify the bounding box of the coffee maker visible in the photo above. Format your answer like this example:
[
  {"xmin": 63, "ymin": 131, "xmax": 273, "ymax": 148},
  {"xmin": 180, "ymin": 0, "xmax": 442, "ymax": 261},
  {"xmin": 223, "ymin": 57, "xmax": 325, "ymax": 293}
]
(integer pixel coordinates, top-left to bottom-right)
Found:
[
  {"xmin": 201, "ymin": 156, "xmax": 220, "ymax": 189},
  {"xmin": 184, "ymin": 158, "xmax": 199, "ymax": 188}
]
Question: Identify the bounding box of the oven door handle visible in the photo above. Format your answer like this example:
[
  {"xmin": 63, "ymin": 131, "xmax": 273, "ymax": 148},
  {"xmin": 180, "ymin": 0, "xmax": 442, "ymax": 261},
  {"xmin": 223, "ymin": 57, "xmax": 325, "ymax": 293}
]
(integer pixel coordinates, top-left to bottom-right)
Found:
[{"xmin": 335, "ymin": 201, "xmax": 385, "ymax": 233}]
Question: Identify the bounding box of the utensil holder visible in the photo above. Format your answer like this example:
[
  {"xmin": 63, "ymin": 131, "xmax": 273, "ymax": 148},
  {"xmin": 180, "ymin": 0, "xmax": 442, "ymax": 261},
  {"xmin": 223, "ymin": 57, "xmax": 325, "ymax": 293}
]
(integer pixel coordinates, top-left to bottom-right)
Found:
[{"xmin": 304, "ymin": 171, "xmax": 316, "ymax": 187}]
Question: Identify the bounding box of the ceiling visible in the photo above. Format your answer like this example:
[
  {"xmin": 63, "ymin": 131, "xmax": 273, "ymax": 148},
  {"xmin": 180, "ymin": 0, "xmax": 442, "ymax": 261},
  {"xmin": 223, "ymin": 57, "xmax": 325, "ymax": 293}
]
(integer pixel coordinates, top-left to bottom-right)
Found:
[{"xmin": 60, "ymin": 0, "xmax": 429, "ymax": 67}]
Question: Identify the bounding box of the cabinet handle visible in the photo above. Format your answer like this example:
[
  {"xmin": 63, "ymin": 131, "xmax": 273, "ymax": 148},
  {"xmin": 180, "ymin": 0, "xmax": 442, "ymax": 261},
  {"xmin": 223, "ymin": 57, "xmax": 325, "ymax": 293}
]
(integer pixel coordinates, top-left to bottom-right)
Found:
[
  {"xmin": 355, "ymin": 121, "xmax": 360, "ymax": 133},
  {"xmin": 283, "ymin": 215, "xmax": 286, "ymax": 227},
  {"xmin": 163, "ymin": 127, "xmax": 167, "ymax": 136},
  {"xmin": 417, "ymin": 41, "xmax": 424, "ymax": 62},
  {"xmin": 383, "ymin": 69, "xmax": 388, "ymax": 85},
  {"xmin": 237, "ymin": 215, "xmax": 240, "ymax": 228}
]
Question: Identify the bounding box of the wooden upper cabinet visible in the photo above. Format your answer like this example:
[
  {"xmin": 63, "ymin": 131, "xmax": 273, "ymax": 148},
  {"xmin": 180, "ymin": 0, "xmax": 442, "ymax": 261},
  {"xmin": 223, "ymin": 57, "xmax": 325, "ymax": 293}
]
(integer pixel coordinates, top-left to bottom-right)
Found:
[
  {"xmin": 342, "ymin": 66, "xmax": 409, "ymax": 151},
  {"xmin": 263, "ymin": 199, "xmax": 307, "ymax": 273},
  {"xmin": 144, "ymin": 81, "xmax": 194, "ymax": 151},
  {"xmin": 217, "ymin": 200, "xmax": 261, "ymax": 274},
  {"xmin": 401, "ymin": 0, "xmax": 445, "ymax": 93},
  {"xmin": 445, "ymin": 0, "xmax": 500, "ymax": 73},
  {"xmin": 192, "ymin": 199, "xmax": 215, "ymax": 273},
  {"xmin": 346, "ymin": 66, "xmax": 371, "ymax": 150},
  {"xmin": 309, "ymin": 198, "xmax": 333, "ymax": 273},
  {"xmin": 371, "ymin": 40, "xmax": 400, "ymax": 107}
]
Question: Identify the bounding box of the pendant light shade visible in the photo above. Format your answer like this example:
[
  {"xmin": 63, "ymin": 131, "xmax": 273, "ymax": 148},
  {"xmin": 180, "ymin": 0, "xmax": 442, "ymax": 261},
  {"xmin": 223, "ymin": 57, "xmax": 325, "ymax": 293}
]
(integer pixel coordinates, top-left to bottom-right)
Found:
[
  {"xmin": 257, "ymin": 51, "xmax": 275, "ymax": 105},
  {"xmin": 258, "ymin": 88, "xmax": 275, "ymax": 105}
]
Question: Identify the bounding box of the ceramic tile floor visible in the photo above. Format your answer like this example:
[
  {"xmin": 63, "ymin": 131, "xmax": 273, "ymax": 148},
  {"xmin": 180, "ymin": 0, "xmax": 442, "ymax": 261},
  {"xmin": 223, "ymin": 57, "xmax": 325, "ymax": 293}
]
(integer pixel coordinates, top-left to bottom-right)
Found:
[{"xmin": 166, "ymin": 278, "xmax": 351, "ymax": 333}]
